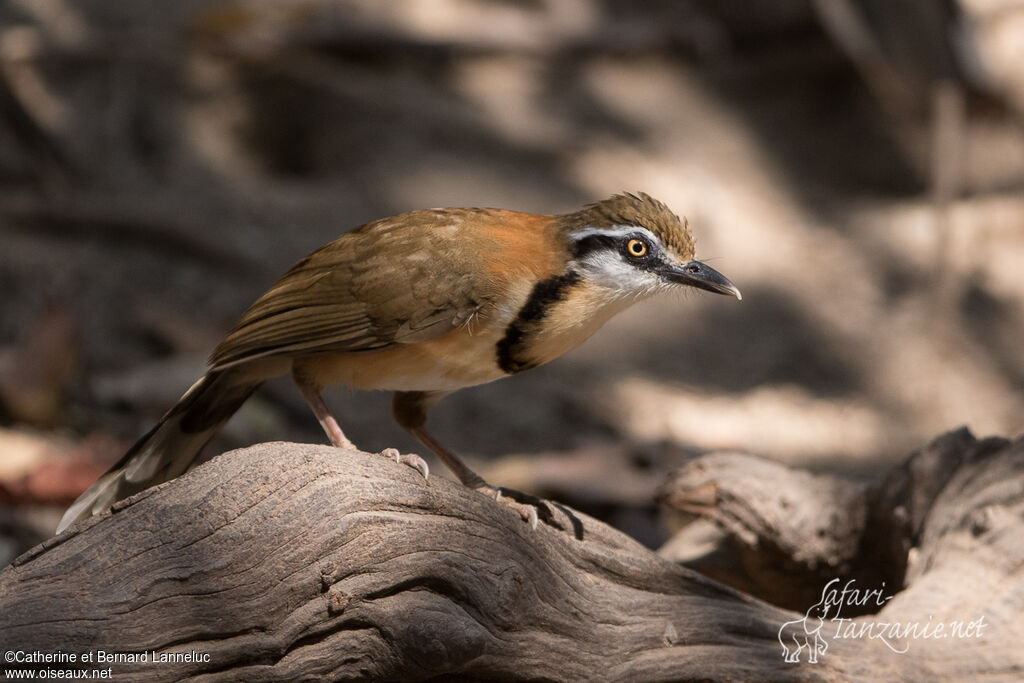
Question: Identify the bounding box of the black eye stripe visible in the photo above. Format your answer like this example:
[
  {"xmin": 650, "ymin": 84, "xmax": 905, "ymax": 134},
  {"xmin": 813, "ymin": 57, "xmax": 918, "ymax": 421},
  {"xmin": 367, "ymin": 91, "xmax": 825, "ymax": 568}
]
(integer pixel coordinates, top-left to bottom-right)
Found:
[
  {"xmin": 571, "ymin": 234, "xmax": 618, "ymax": 259},
  {"xmin": 571, "ymin": 232, "xmax": 667, "ymax": 277},
  {"xmin": 572, "ymin": 230, "xmax": 660, "ymax": 256}
]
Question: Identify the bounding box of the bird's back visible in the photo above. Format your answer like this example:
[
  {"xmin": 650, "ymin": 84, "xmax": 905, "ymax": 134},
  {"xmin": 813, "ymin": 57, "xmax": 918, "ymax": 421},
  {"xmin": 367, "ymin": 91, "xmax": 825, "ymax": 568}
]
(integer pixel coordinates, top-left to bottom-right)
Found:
[{"xmin": 210, "ymin": 207, "xmax": 567, "ymax": 373}]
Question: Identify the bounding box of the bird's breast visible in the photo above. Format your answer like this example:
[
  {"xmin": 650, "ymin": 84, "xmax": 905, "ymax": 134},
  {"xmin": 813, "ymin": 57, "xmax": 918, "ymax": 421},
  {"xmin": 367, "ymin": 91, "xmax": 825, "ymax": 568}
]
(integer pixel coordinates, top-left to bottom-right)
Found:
[
  {"xmin": 300, "ymin": 279, "xmax": 628, "ymax": 391},
  {"xmin": 295, "ymin": 279, "xmax": 533, "ymax": 393},
  {"xmin": 496, "ymin": 275, "xmax": 634, "ymax": 374}
]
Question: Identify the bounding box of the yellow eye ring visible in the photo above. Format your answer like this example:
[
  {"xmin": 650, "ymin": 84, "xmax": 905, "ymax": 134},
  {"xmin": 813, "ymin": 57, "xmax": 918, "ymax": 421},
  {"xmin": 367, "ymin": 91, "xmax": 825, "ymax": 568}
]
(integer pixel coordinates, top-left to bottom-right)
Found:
[{"xmin": 626, "ymin": 238, "xmax": 648, "ymax": 257}]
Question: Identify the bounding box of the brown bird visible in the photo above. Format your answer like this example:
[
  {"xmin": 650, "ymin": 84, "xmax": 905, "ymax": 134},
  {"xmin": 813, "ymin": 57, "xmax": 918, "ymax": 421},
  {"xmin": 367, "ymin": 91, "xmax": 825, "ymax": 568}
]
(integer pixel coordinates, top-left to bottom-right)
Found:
[{"xmin": 58, "ymin": 192, "xmax": 740, "ymax": 533}]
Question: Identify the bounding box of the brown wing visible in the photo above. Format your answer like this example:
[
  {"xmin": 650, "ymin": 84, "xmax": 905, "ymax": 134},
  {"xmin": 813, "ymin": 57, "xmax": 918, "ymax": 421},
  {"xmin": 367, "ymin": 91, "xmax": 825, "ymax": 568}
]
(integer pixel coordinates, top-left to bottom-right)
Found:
[{"xmin": 209, "ymin": 209, "xmax": 502, "ymax": 370}]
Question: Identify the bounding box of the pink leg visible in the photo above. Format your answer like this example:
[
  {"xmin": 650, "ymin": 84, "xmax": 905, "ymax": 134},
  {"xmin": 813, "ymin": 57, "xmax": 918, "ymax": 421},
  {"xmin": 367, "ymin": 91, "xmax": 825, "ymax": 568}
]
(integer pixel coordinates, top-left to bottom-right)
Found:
[
  {"xmin": 292, "ymin": 369, "xmax": 354, "ymax": 449},
  {"xmin": 292, "ymin": 368, "xmax": 428, "ymax": 479}
]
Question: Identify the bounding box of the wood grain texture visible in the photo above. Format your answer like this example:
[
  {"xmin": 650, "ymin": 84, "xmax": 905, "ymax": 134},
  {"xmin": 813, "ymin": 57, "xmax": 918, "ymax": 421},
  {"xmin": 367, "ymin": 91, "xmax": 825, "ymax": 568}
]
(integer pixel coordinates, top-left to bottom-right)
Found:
[{"xmin": 2, "ymin": 432, "xmax": 1021, "ymax": 681}]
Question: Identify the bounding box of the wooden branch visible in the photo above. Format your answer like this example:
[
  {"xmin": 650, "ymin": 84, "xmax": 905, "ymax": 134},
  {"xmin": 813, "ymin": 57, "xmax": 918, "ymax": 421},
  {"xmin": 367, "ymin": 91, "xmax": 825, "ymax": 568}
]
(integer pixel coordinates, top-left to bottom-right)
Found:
[
  {"xmin": 660, "ymin": 449, "xmax": 876, "ymax": 612},
  {"xmin": 1, "ymin": 432, "xmax": 1021, "ymax": 680},
  {"xmin": 659, "ymin": 429, "xmax": 1016, "ymax": 606},
  {"xmin": 660, "ymin": 428, "xmax": 1024, "ymax": 677}
]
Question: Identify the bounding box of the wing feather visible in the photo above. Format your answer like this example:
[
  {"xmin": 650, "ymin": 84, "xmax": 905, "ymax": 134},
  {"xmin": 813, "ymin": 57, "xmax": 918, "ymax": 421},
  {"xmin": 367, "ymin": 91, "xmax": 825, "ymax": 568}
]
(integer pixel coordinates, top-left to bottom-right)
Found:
[{"xmin": 209, "ymin": 210, "xmax": 502, "ymax": 369}]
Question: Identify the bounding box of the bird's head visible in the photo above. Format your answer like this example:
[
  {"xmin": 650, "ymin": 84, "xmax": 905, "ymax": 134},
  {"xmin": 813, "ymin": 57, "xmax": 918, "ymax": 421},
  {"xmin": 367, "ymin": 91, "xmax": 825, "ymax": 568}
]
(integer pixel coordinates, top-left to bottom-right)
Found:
[{"xmin": 563, "ymin": 192, "xmax": 741, "ymax": 301}]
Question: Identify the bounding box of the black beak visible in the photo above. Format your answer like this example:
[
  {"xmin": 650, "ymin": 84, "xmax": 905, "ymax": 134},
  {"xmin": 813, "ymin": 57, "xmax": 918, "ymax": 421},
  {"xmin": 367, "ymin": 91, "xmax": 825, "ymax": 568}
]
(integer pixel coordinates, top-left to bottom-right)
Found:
[{"xmin": 660, "ymin": 260, "xmax": 742, "ymax": 300}]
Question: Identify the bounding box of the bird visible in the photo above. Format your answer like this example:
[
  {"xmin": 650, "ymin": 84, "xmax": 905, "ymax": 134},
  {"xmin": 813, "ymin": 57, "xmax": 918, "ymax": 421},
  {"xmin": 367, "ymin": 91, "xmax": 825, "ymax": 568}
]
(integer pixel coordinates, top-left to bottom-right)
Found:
[{"xmin": 57, "ymin": 192, "xmax": 740, "ymax": 533}]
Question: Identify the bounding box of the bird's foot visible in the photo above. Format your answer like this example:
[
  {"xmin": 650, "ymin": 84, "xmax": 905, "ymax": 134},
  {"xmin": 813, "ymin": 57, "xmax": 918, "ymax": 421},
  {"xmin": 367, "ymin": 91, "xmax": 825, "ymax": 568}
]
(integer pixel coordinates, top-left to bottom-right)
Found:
[
  {"xmin": 474, "ymin": 484, "xmax": 553, "ymax": 530},
  {"xmin": 378, "ymin": 448, "xmax": 429, "ymax": 480}
]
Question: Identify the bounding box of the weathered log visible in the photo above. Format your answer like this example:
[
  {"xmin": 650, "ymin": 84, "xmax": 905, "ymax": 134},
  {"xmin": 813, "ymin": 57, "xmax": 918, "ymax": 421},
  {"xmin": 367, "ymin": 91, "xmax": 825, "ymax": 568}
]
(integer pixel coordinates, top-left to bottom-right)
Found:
[
  {"xmin": 0, "ymin": 432, "xmax": 1021, "ymax": 681},
  {"xmin": 658, "ymin": 429, "xmax": 1016, "ymax": 611}
]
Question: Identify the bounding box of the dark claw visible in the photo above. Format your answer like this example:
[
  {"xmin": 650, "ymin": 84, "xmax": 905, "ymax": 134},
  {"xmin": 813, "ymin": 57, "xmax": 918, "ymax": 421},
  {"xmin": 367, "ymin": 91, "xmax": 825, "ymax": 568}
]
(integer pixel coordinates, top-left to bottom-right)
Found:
[{"xmin": 479, "ymin": 485, "xmax": 554, "ymax": 530}]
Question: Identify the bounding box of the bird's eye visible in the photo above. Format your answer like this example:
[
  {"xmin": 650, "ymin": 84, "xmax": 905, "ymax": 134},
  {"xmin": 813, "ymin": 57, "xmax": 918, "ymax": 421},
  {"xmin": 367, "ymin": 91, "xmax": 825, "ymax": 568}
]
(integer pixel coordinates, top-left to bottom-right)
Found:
[{"xmin": 626, "ymin": 238, "xmax": 649, "ymax": 258}]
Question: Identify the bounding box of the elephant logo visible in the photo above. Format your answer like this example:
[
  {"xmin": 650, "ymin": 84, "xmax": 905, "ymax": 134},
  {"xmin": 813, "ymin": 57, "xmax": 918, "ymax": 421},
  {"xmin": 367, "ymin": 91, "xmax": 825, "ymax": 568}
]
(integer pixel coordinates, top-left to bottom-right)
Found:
[{"xmin": 778, "ymin": 597, "xmax": 831, "ymax": 663}]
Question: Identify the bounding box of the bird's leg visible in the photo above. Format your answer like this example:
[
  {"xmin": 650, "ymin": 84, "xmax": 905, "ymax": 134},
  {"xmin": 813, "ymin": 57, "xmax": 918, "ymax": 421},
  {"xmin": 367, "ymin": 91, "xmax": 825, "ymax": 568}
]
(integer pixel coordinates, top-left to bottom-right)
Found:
[
  {"xmin": 393, "ymin": 391, "xmax": 547, "ymax": 529},
  {"xmin": 291, "ymin": 367, "xmax": 428, "ymax": 478},
  {"xmin": 292, "ymin": 368, "xmax": 355, "ymax": 449},
  {"xmin": 408, "ymin": 424, "xmax": 487, "ymax": 489}
]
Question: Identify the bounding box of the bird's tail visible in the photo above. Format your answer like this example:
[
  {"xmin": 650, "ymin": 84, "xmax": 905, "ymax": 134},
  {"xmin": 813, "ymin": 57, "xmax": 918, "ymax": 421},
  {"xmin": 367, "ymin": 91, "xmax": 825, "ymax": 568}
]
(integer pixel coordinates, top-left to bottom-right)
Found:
[{"xmin": 57, "ymin": 369, "xmax": 261, "ymax": 534}]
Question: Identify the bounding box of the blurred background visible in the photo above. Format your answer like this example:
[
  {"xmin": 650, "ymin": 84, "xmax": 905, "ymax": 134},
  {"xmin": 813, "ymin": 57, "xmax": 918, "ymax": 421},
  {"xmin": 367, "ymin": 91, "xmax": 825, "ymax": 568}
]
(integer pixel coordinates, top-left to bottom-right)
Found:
[{"xmin": 1, "ymin": 0, "xmax": 1023, "ymax": 565}]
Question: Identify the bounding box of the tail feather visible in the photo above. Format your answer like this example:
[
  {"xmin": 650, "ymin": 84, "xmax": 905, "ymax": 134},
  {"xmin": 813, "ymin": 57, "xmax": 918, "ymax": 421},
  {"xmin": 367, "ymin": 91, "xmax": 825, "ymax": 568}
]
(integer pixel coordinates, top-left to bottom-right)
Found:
[{"xmin": 57, "ymin": 370, "xmax": 261, "ymax": 534}]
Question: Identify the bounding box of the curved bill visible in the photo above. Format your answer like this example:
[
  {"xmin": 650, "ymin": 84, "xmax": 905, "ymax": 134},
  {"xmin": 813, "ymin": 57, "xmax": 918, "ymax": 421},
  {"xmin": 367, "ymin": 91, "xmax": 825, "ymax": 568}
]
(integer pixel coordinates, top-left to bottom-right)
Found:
[{"xmin": 659, "ymin": 260, "xmax": 742, "ymax": 300}]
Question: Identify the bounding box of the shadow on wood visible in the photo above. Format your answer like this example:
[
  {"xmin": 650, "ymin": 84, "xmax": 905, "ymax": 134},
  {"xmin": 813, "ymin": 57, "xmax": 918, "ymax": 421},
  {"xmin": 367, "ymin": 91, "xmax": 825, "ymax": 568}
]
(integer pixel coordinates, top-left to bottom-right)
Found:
[{"xmin": 1, "ymin": 431, "xmax": 1021, "ymax": 681}]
